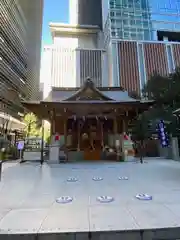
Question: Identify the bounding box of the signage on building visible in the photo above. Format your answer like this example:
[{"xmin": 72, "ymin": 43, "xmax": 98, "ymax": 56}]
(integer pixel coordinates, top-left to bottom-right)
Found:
[{"xmin": 17, "ymin": 140, "xmax": 24, "ymax": 150}]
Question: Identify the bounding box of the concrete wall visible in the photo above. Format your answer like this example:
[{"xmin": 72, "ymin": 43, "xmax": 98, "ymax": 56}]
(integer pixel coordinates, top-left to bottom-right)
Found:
[
  {"xmin": 53, "ymin": 34, "xmax": 98, "ymax": 49},
  {"xmin": 40, "ymin": 46, "xmax": 52, "ymax": 100}
]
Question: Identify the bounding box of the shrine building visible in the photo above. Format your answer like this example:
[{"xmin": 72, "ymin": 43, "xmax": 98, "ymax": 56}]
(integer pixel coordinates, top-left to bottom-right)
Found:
[{"xmin": 22, "ymin": 78, "xmax": 153, "ymax": 162}]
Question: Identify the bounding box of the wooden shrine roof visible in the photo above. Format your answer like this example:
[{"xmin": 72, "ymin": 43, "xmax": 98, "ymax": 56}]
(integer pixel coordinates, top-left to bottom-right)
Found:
[
  {"xmin": 22, "ymin": 78, "xmax": 154, "ymax": 119},
  {"xmin": 44, "ymin": 79, "xmax": 137, "ymax": 103}
]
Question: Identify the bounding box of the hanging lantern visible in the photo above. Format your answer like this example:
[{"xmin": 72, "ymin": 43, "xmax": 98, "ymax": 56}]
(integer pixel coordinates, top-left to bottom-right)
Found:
[
  {"xmin": 123, "ymin": 133, "xmax": 129, "ymax": 140},
  {"xmin": 55, "ymin": 134, "xmax": 60, "ymax": 141}
]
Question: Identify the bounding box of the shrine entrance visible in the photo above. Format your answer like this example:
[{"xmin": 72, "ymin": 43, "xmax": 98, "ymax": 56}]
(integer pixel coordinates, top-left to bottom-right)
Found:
[
  {"xmin": 79, "ymin": 119, "xmax": 101, "ymax": 160},
  {"xmin": 65, "ymin": 117, "xmax": 114, "ymax": 161}
]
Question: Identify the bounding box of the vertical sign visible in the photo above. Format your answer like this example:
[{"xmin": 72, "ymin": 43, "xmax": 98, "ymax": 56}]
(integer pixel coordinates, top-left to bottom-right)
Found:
[{"xmin": 157, "ymin": 120, "xmax": 169, "ymax": 147}]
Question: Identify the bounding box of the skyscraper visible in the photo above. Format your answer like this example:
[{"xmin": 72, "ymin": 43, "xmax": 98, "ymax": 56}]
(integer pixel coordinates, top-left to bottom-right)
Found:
[
  {"xmin": 108, "ymin": 0, "xmax": 151, "ymax": 40},
  {"xmin": 69, "ymin": 0, "xmax": 103, "ymax": 28},
  {"xmin": 100, "ymin": 0, "xmax": 180, "ymax": 92},
  {"xmin": 0, "ymin": 0, "xmax": 43, "ymax": 121},
  {"xmin": 103, "ymin": 0, "xmax": 180, "ymax": 41}
]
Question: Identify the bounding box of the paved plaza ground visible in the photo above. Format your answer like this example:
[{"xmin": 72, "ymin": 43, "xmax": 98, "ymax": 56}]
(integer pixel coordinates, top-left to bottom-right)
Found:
[{"xmin": 1, "ymin": 159, "xmax": 180, "ymax": 239}]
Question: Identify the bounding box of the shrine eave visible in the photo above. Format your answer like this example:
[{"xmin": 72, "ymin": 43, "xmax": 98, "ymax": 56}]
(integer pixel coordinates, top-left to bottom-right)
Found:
[
  {"xmin": 22, "ymin": 100, "xmax": 154, "ymax": 119},
  {"xmin": 22, "ymin": 100, "xmax": 154, "ymax": 107},
  {"xmin": 22, "ymin": 79, "xmax": 154, "ymax": 118}
]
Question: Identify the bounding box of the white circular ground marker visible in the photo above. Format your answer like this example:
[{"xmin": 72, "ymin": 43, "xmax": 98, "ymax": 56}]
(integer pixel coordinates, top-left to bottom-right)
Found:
[
  {"xmin": 56, "ymin": 196, "xmax": 73, "ymax": 204},
  {"xmin": 97, "ymin": 196, "xmax": 114, "ymax": 203},
  {"xmin": 135, "ymin": 194, "xmax": 152, "ymax": 200},
  {"xmin": 67, "ymin": 177, "xmax": 78, "ymax": 182},
  {"xmin": 92, "ymin": 177, "xmax": 103, "ymax": 181},
  {"xmin": 118, "ymin": 176, "xmax": 128, "ymax": 180}
]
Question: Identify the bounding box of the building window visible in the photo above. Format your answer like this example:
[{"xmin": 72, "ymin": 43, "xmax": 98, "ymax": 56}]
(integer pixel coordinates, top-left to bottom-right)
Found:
[{"xmin": 112, "ymin": 31, "xmax": 116, "ymax": 36}]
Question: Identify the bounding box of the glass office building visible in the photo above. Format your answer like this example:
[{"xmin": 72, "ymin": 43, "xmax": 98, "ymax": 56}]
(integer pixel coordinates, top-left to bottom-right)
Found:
[
  {"xmin": 109, "ymin": 0, "xmax": 180, "ymax": 41},
  {"xmin": 0, "ymin": 0, "xmax": 43, "ymax": 119}
]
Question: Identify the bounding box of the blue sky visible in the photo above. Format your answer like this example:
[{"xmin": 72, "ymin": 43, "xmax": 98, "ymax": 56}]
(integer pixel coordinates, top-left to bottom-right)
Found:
[{"xmin": 42, "ymin": 0, "xmax": 69, "ymax": 47}]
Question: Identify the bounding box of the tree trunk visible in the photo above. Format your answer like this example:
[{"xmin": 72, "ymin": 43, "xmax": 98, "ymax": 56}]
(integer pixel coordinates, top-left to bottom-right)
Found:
[{"xmin": 140, "ymin": 140, "xmax": 144, "ymax": 164}]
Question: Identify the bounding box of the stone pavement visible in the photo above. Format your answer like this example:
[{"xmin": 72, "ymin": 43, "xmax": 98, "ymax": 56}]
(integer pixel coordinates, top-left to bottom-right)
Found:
[{"xmin": 1, "ymin": 159, "xmax": 180, "ymax": 239}]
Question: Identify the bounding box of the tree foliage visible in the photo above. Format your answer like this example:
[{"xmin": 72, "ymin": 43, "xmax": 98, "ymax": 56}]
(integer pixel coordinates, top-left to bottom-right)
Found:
[
  {"xmin": 131, "ymin": 111, "xmax": 153, "ymax": 163},
  {"xmin": 131, "ymin": 111, "xmax": 151, "ymax": 141},
  {"xmin": 23, "ymin": 113, "xmax": 41, "ymax": 137},
  {"xmin": 143, "ymin": 68, "xmax": 180, "ymax": 109},
  {"xmin": 133, "ymin": 67, "xmax": 180, "ymax": 140},
  {"xmin": 40, "ymin": 122, "xmax": 50, "ymax": 142}
]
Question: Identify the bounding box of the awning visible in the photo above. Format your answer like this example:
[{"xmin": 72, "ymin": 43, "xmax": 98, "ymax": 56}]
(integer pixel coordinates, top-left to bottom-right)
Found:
[{"xmin": 0, "ymin": 112, "xmax": 25, "ymax": 131}]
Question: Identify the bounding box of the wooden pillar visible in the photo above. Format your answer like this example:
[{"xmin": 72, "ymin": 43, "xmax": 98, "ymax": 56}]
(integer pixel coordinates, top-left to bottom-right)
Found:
[
  {"xmin": 51, "ymin": 109, "xmax": 55, "ymax": 135},
  {"xmin": 122, "ymin": 112, "xmax": 128, "ymax": 133},
  {"xmin": 136, "ymin": 108, "xmax": 139, "ymax": 118},
  {"xmin": 124, "ymin": 111, "xmax": 129, "ymax": 133},
  {"xmin": 113, "ymin": 117, "xmax": 118, "ymax": 134},
  {"xmin": 113, "ymin": 117, "xmax": 118, "ymax": 148},
  {"xmin": 77, "ymin": 119, "xmax": 80, "ymax": 151},
  {"xmin": 90, "ymin": 118, "xmax": 94, "ymax": 150},
  {"xmin": 64, "ymin": 118, "xmax": 67, "ymax": 147},
  {"xmin": 122, "ymin": 119, "xmax": 126, "ymax": 133},
  {"xmin": 100, "ymin": 121, "xmax": 104, "ymax": 148}
]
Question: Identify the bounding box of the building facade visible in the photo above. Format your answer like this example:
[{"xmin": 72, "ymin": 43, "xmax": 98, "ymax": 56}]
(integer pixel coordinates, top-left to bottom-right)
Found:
[
  {"xmin": 103, "ymin": 0, "xmax": 180, "ymax": 41},
  {"xmin": 0, "ymin": 0, "xmax": 43, "ymax": 121},
  {"xmin": 110, "ymin": 40, "xmax": 180, "ymax": 93},
  {"xmin": 69, "ymin": 0, "xmax": 102, "ymax": 29},
  {"xmin": 41, "ymin": 0, "xmax": 180, "ymax": 99},
  {"xmin": 41, "ymin": 23, "xmax": 108, "ymax": 99},
  {"xmin": 102, "ymin": 0, "xmax": 180, "ymax": 93}
]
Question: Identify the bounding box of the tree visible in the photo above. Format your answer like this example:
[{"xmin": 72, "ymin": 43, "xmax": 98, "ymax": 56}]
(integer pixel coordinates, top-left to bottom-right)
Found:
[
  {"xmin": 142, "ymin": 67, "xmax": 180, "ymax": 137},
  {"xmin": 23, "ymin": 113, "xmax": 40, "ymax": 137},
  {"xmin": 130, "ymin": 67, "xmax": 180, "ymax": 163},
  {"xmin": 40, "ymin": 122, "xmax": 50, "ymax": 142},
  {"xmin": 168, "ymin": 68, "xmax": 180, "ymax": 109},
  {"xmin": 143, "ymin": 71, "xmax": 171, "ymax": 104},
  {"xmin": 131, "ymin": 112, "xmax": 152, "ymax": 163}
]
